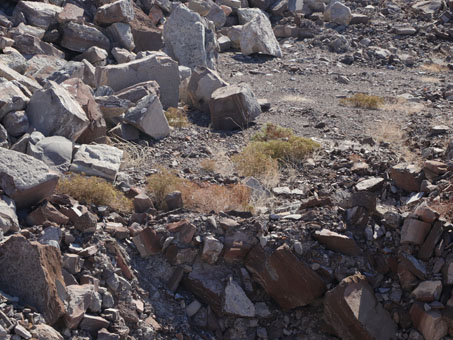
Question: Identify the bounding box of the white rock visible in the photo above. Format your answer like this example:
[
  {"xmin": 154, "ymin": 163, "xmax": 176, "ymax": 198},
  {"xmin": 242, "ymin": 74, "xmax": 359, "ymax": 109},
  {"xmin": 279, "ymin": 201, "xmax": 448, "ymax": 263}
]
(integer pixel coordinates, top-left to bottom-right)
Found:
[
  {"xmin": 223, "ymin": 278, "xmax": 255, "ymax": 317},
  {"xmin": 240, "ymin": 12, "xmax": 282, "ymax": 57}
]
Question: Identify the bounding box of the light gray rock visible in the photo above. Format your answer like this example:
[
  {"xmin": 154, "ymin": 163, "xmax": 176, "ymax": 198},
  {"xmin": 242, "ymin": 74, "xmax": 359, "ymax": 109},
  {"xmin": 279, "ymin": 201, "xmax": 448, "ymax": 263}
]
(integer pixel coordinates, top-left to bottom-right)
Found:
[
  {"xmin": 74, "ymin": 46, "xmax": 108, "ymax": 66},
  {"xmin": 201, "ymin": 235, "xmax": 224, "ymax": 264},
  {"xmin": 94, "ymin": 0, "xmax": 135, "ymax": 25},
  {"xmin": 324, "ymin": 2, "xmax": 352, "ymax": 26},
  {"xmin": 9, "ymin": 33, "xmax": 65, "ymax": 59},
  {"xmin": 111, "ymin": 47, "xmax": 135, "ymax": 64},
  {"xmin": 187, "ymin": 66, "xmax": 228, "ymax": 113},
  {"xmin": 61, "ymin": 22, "xmax": 110, "ymax": 53},
  {"xmin": 179, "ymin": 65, "xmax": 192, "ymax": 104},
  {"xmin": 2, "ymin": 110, "xmax": 29, "ymax": 138},
  {"xmin": 96, "ymin": 52, "xmax": 179, "ymax": 108},
  {"xmin": 220, "ymin": 26, "xmax": 242, "ymax": 49},
  {"xmin": 0, "ymin": 61, "xmax": 41, "ymax": 93},
  {"xmin": 209, "ymin": 84, "xmax": 261, "ymax": 130},
  {"xmin": 31, "ymin": 324, "xmax": 63, "ymax": 340},
  {"xmin": 12, "ymin": 1, "xmax": 62, "ymax": 30},
  {"xmin": 206, "ymin": 2, "xmax": 227, "ymax": 28},
  {"xmin": 27, "ymin": 136, "xmax": 74, "ymax": 173},
  {"xmin": 223, "ymin": 278, "xmax": 255, "ymax": 317},
  {"xmin": 240, "ymin": 12, "xmax": 282, "ymax": 57},
  {"xmin": 0, "ymin": 148, "xmax": 60, "ymax": 208},
  {"xmin": 0, "ymin": 81, "xmax": 29, "ymax": 120},
  {"xmin": 237, "ymin": 8, "xmax": 264, "ymax": 24},
  {"xmin": 106, "ymin": 23, "xmax": 135, "ymax": 51},
  {"xmin": 124, "ymin": 94, "xmax": 170, "ymax": 140},
  {"xmin": 26, "ymin": 81, "xmax": 89, "ymax": 141},
  {"xmin": 70, "ymin": 144, "xmax": 123, "ymax": 181},
  {"xmin": 0, "ymin": 196, "xmax": 19, "ymax": 233},
  {"xmin": 163, "ymin": 4, "xmax": 218, "ymax": 70},
  {"xmin": 0, "ymin": 47, "xmax": 28, "ymax": 74}
]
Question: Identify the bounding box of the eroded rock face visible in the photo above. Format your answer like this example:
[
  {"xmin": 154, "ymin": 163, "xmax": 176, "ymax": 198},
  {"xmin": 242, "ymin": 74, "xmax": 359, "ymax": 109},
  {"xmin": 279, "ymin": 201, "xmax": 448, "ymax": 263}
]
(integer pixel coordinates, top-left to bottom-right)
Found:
[
  {"xmin": 0, "ymin": 235, "xmax": 66, "ymax": 325},
  {"xmin": 324, "ymin": 273, "xmax": 397, "ymax": 340},
  {"xmin": 245, "ymin": 244, "xmax": 326, "ymax": 309}
]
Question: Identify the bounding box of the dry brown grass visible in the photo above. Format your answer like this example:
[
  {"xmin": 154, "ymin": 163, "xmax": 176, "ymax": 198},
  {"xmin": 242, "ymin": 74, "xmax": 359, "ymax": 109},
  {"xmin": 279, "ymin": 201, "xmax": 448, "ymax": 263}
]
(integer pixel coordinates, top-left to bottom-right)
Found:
[
  {"xmin": 420, "ymin": 63, "xmax": 449, "ymax": 73},
  {"xmin": 200, "ymin": 159, "xmax": 217, "ymax": 173},
  {"xmin": 340, "ymin": 93, "xmax": 385, "ymax": 110},
  {"xmin": 110, "ymin": 137, "xmax": 154, "ymax": 170},
  {"xmin": 281, "ymin": 95, "xmax": 313, "ymax": 103},
  {"xmin": 382, "ymin": 97, "xmax": 424, "ymax": 115},
  {"xmin": 56, "ymin": 174, "xmax": 133, "ymax": 213},
  {"xmin": 419, "ymin": 76, "xmax": 441, "ymax": 84},
  {"xmin": 165, "ymin": 106, "xmax": 189, "ymax": 128},
  {"xmin": 146, "ymin": 168, "xmax": 252, "ymax": 212}
]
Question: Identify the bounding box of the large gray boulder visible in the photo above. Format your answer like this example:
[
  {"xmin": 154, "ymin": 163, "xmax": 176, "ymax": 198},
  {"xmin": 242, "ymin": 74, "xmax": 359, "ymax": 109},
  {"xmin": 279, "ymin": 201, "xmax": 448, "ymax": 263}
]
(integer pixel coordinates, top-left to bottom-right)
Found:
[
  {"xmin": 12, "ymin": 1, "xmax": 62, "ymax": 30},
  {"xmin": 240, "ymin": 12, "xmax": 282, "ymax": 57},
  {"xmin": 26, "ymin": 81, "xmax": 89, "ymax": 142},
  {"xmin": 163, "ymin": 4, "xmax": 218, "ymax": 70},
  {"xmin": 27, "ymin": 136, "xmax": 74, "ymax": 173},
  {"xmin": 187, "ymin": 67, "xmax": 228, "ymax": 113},
  {"xmin": 61, "ymin": 22, "xmax": 110, "ymax": 53},
  {"xmin": 96, "ymin": 52, "xmax": 179, "ymax": 108},
  {"xmin": 124, "ymin": 94, "xmax": 170, "ymax": 140},
  {"xmin": 0, "ymin": 81, "xmax": 29, "ymax": 120},
  {"xmin": 324, "ymin": 1, "xmax": 352, "ymax": 26},
  {"xmin": 209, "ymin": 84, "xmax": 261, "ymax": 130},
  {"xmin": 0, "ymin": 148, "xmax": 60, "ymax": 208},
  {"xmin": 70, "ymin": 144, "xmax": 123, "ymax": 181}
]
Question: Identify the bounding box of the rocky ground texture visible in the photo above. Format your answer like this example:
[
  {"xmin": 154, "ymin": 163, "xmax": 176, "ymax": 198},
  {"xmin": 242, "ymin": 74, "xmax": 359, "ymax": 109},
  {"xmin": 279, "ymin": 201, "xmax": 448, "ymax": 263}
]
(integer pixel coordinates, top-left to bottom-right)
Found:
[{"xmin": 0, "ymin": 0, "xmax": 452, "ymax": 339}]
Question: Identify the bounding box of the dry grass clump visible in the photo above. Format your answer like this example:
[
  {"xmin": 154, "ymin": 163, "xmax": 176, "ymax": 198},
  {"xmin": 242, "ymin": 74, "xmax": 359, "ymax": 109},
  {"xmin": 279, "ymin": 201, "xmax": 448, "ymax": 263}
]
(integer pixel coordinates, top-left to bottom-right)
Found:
[
  {"xmin": 420, "ymin": 63, "xmax": 449, "ymax": 73},
  {"xmin": 146, "ymin": 169, "xmax": 251, "ymax": 212},
  {"xmin": 110, "ymin": 137, "xmax": 154, "ymax": 170},
  {"xmin": 200, "ymin": 159, "xmax": 217, "ymax": 173},
  {"xmin": 340, "ymin": 93, "xmax": 385, "ymax": 110},
  {"xmin": 232, "ymin": 124, "xmax": 319, "ymax": 185},
  {"xmin": 56, "ymin": 174, "xmax": 133, "ymax": 213},
  {"xmin": 165, "ymin": 107, "xmax": 189, "ymax": 128}
]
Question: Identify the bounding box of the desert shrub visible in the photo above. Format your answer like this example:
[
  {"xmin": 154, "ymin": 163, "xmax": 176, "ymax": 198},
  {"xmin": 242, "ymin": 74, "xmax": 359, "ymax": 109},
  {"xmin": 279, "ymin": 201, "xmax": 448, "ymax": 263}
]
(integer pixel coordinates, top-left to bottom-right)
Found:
[
  {"xmin": 252, "ymin": 123, "xmax": 293, "ymax": 142},
  {"xmin": 200, "ymin": 159, "xmax": 217, "ymax": 173},
  {"xmin": 165, "ymin": 107, "xmax": 189, "ymax": 128},
  {"xmin": 146, "ymin": 169, "xmax": 186, "ymax": 209},
  {"xmin": 340, "ymin": 93, "xmax": 384, "ymax": 110},
  {"xmin": 56, "ymin": 174, "xmax": 133, "ymax": 213}
]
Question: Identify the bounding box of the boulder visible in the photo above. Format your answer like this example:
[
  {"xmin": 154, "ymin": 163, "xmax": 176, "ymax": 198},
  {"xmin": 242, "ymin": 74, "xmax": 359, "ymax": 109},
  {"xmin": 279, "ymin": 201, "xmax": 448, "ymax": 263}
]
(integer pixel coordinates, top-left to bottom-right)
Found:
[
  {"xmin": 0, "ymin": 196, "xmax": 19, "ymax": 233},
  {"xmin": 411, "ymin": 281, "xmax": 442, "ymax": 302},
  {"xmin": 94, "ymin": 0, "xmax": 134, "ymax": 25},
  {"xmin": 201, "ymin": 235, "xmax": 224, "ymax": 264},
  {"xmin": 12, "ymin": 1, "xmax": 62, "ymax": 30},
  {"xmin": 65, "ymin": 284, "xmax": 96, "ymax": 329},
  {"xmin": 187, "ymin": 66, "xmax": 228, "ymax": 113},
  {"xmin": 209, "ymin": 84, "xmax": 261, "ymax": 130},
  {"xmin": 245, "ymin": 244, "xmax": 326, "ymax": 309},
  {"xmin": 57, "ymin": 3, "xmax": 84, "ymax": 24},
  {"xmin": 10, "ymin": 33, "xmax": 65, "ymax": 59},
  {"xmin": 70, "ymin": 144, "xmax": 123, "ymax": 181},
  {"xmin": 96, "ymin": 52, "xmax": 179, "ymax": 108},
  {"xmin": 0, "ymin": 61, "xmax": 41, "ymax": 93},
  {"xmin": 390, "ymin": 163, "xmax": 423, "ymax": 192},
  {"xmin": 163, "ymin": 4, "xmax": 218, "ymax": 70},
  {"xmin": 2, "ymin": 110, "xmax": 29, "ymax": 138},
  {"xmin": 26, "ymin": 81, "xmax": 89, "ymax": 141},
  {"xmin": 223, "ymin": 278, "xmax": 255, "ymax": 317},
  {"xmin": 74, "ymin": 46, "xmax": 108, "ymax": 66},
  {"xmin": 27, "ymin": 136, "xmax": 74, "ymax": 172},
  {"xmin": 324, "ymin": 273, "xmax": 397, "ymax": 340},
  {"xmin": 324, "ymin": 2, "xmax": 352, "ymax": 26},
  {"xmin": 237, "ymin": 8, "xmax": 264, "ymax": 24},
  {"xmin": 240, "ymin": 12, "xmax": 282, "ymax": 57},
  {"xmin": 314, "ymin": 229, "xmax": 361, "ymax": 256},
  {"xmin": 0, "ymin": 81, "xmax": 29, "ymax": 120},
  {"xmin": 31, "ymin": 324, "xmax": 63, "ymax": 340},
  {"xmin": 106, "ymin": 23, "xmax": 135, "ymax": 51},
  {"xmin": 0, "ymin": 235, "xmax": 66, "ymax": 325},
  {"xmin": 129, "ymin": 3, "xmax": 163, "ymax": 52},
  {"xmin": 401, "ymin": 218, "xmax": 432, "ymax": 245},
  {"xmin": 61, "ymin": 22, "xmax": 110, "ymax": 53},
  {"xmin": 0, "ymin": 148, "xmax": 59, "ymax": 208},
  {"xmin": 410, "ymin": 302, "xmax": 448, "ymax": 340}
]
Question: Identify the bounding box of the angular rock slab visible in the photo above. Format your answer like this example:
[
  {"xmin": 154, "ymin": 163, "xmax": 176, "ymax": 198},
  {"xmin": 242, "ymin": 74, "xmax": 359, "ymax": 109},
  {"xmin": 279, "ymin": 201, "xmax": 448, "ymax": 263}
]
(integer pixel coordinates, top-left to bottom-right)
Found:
[
  {"xmin": 324, "ymin": 273, "xmax": 397, "ymax": 340},
  {"xmin": 314, "ymin": 229, "xmax": 361, "ymax": 256},
  {"xmin": 70, "ymin": 144, "xmax": 123, "ymax": 181},
  {"xmin": 0, "ymin": 235, "xmax": 66, "ymax": 325},
  {"xmin": 12, "ymin": 1, "xmax": 62, "ymax": 30},
  {"xmin": 27, "ymin": 136, "xmax": 74, "ymax": 172},
  {"xmin": 95, "ymin": 0, "xmax": 135, "ymax": 25},
  {"xmin": 0, "ymin": 81, "xmax": 29, "ymax": 120},
  {"xmin": 209, "ymin": 84, "xmax": 261, "ymax": 130},
  {"xmin": 410, "ymin": 302, "xmax": 447, "ymax": 340},
  {"xmin": 96, "ymin": 52, "xmax": 179, "ymax": 109},
  {"xmin": 163, "ymin": 4, "xmax": 218, "ymax": 70},
  {"xmin": 26, "ymin": 81, "xmax": 89, "ymax": 142},
  {"xmin": 61, "ymin": 22, "xmax": 110, "ymax": 53},
  {"xmin": 0, "ymin": 61, "xmax": 41, "ymax": 93},
  {"xmin": 124, "ymin": 94, "xmax": 170, "ymax": 140},
  {"xmin": 0, "ymin": 148, "xmax": 59, "ymax": 208},
  {"xmin": 245, "ymin": 244, "xmax": 326, "ymax": 309},
  {"xmin": 0, "ymin": 196, "xmax": 19, "ymax": 233},
  {"xmin": 65, "ymin": 284, "xmax": 96, "ymax": 329},
  {"xmin": 240, "ymin": 12, "xmax": 282, "ymax": 57}
]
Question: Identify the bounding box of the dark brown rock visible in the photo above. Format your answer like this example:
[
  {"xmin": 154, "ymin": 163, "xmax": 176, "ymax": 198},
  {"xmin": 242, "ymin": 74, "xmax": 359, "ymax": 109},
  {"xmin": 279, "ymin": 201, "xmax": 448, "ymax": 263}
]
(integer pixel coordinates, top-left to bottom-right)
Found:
[
  {"xmin": 314, "ymin": 229, "xmax": 361, "ymax": 256},
  {"xmin": 132, "ymin": 227, "xmax": 162, "ymax": 257}
]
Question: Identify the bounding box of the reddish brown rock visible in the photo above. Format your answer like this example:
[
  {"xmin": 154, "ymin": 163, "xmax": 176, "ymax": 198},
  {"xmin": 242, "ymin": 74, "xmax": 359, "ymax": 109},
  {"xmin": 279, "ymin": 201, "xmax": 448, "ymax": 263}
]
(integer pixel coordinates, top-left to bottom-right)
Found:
[
  {"xmin": 132, "ymin": 227, "xmax": 162, "ymax": 257},
  {"xmin": 410, "ymin": 302, "xmax": 448, "ymax": 340},
  {"xmin": 401, "ymin": 218, "xmax": 432, "ymax": 245},
  {"xmin": 419, "ymin": 220, "xmax": 444, "ymax": 261},
  {"xmin": 414, "ymin": 201, "xmax": 440, "ymax": 224},
  {"xmin": 167, "ymin": 219, "xmax": 197, "ymax": 244},
  {"xmin": 411, "ymin": 281, "xmax": 442, "ymax": 302},
  {"xmin": 0, "ymin": 235, "xmax": 66, "ymax": 325},
  {"xmin": 245, "ymin": 244, "xmax": 325, "ymax": 309},
  {"xmin": 314, "ymin": 229, "xmax": 361, "ymax": 256},
  {"xmin": 390, "ymin": 163, "xmax": 423, "ymax": 192},
  {"xmin": 424, "ymin": 160, "xmax": 447, "ymax": 179},
  {"xmin": 324, "ymin": 273, "xmax": 397, "ymax": 340},
  {"xmin": 130, "ymin": 4, "xmax": 163, "ymax": 52},
  {"xmin": 27, "ymin": 201, "xmax": 69, "ymax": 226}
]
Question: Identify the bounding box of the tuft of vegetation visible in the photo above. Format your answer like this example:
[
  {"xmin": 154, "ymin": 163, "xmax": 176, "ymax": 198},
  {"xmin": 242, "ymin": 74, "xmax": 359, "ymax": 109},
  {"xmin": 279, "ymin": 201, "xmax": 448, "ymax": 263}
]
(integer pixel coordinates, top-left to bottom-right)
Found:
[
  {"xmin": 252, "ymin": 123, "xmax": 293, "ymax": 142},
  {"xmin": 146, "ymin": 168, "xmax": 251, "ymax": 212},
  {"xmin": 165, "ymin": 107, "xmax": 189, "ymax": 128},
  {"xmin": 200, "ymin": 159, "xmax": 217, "ymax": 173},
  {"xmin": 340, "ymin": 93, "xmax": 384, "ymax": 110},
  {"xmin": 56, "ymin": 174, "xmax": 133, "ymax": 213}
]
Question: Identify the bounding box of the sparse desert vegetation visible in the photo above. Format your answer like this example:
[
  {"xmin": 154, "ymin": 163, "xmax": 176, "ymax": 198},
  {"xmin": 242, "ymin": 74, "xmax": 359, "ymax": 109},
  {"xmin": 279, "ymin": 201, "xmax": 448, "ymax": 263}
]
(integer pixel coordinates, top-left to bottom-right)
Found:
[
  {"xmin": 340, "ymin": 93, "xmax": 385, "ymax": 109},
  {"xmin": 165, "ymin": 106, "xmax": 189, "ymax": 128}
]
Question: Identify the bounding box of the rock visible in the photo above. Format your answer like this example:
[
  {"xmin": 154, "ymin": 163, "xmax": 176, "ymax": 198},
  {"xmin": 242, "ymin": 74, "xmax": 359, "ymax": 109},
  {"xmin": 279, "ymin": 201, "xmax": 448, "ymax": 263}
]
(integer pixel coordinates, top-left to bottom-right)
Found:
[
  {"xmin": 410, "ymin": 302, "xmax": 448, "ymax": 340},
  {"xmin": 129, "ymin": 3, "xmax": 163, "ymax": 52},
  {"xmin": 223, "ymin": 277, "xmax": 255, "ymax": 317},
  {"xmin": 74, "ymin": 46, "xmax": 108, "ymax": 66},
  {"xmin": 201, "ymin": 235, "xmax": 224, "ymax": 264},
  {"xmin": 209, "ymin": 84, "xmax": 261, "ymax": 130},
  {"xmin": 2, "ymin": 110, "xmax": 29, "ymax": 137},
  {"xmin": 165, "ymin": 191, "xmax": 183, "ymax": 211},
  {"xmin": 419, "ymin": 220, "xmax": 443, "ymax": 260},
  {"xmin": 187, "ymin": 66, "xmax": 228, "ymax": 113},
  {"xmin": 314, "ymin": 229, "xmax": 361, "ymax": 256},
  {"xmin": 424, "ymin": 160, "xmax": 448, "ymax": 179},
  {"xmin": 27, "ymin": 201, "xmax": 69, "ymax": 226},
  {"xmin": 132, "ymin": 228, "xmax": 162, "ymax": 257},
  {"xmin": 112, "ymin": 47, "xmax": 135, "ymax": 63},
  {"xmin": 15, "ymin": 324, "xmax": 32, "ymax": 339},
  {"xmin": 12, "ymin": 1, "xmax": 62, "ymax": 30},
  {"xmin": 0, "ymin": 81, "xmax": 29, "ymax": 120},
  {"xmin": 411, "ymin": 281, "xmax": 442, "ymax": 302},
  {"xmin": 237, "ymin": 8, "xmax": 264, "ymax": 24},
  {"xmin": 65, "ymin": 284, "xmax": 96, "ymax": 329},
  {"xmin": 240, "ymin": 12, "xmax": 282, "ymax": 57},
  {"xmin": 70, "ymin": 144, "xmax": 123, "ymax": 181},
  {"xmin": 61, "ymin": 22, "xmax": 110, "ymax": 53},
  {"xmin": 324, "ymin": 273, "xmax": 397, "ymax": 340},
  {"xmin": 245, "ymin": 244, "xmax": 325, "ymax": 309},
  {"xmin": 0, "ymin": 196, "xmax": 19, "ymax": 233},
  {"xmin": 355, "ymin": 177, "xmax": 384, "ymax": 191},
  {"xmin": 401, "ymin": 218, "xmax": 432, "ymax": 245},
  {"xmin": 163, "ymin": 4, "xmax": 218, "ymax": 70},
  {"xmin": 26, "ymin": 81, "xmax": 89, "ymax": 141},
  {"xmin": 27, "ymin": 136, "xmax": 74, "ymax": 172},
  {"xmin": 80, "ymin": 315, "xmax": 110, "ymax": 333},
  {"xmin": 218, "ymin": 35, "xmax": 232, "ymax": 52},
  {"xmin": 0, "ymin": 235, "xmax": 66, "ymax": 325},
  {"xmin": 96, "ymin": 95, "xmax": 134, "ymax": 120},
  {"xmin": 57, "ymin": 3, "xmax": 84, "ymax": 24},
  {"xmin": 324, "ymin": 2, "xmax": 352, "ymax": 26},
  {"xmin": 412, "ymin": 0, "xmax": 443, "ymax": 17},
  {"xmin": 133, "ymin": 193, "xmax": 153, "ymax": 213},
  {"xmin": 95, "ymin": 0, "xmax": 134, "ymax": 25},
  {"xmin": 10, "ymin": 32, "xmax": 65, "ymax": 59},
  {"xmin": 0, "ymin": 148, "xmax": 59, "ymax": 208},
  {"xmin": 124, "ymin": 93, "xmax": 170, "ymax": 140},
  {"xmin": 31, "ymin": 324, "xmax": 63, "ymax": 340},
  {"xmin": 414, "ymin": 201, "xmax": 439, "ymax": 224},
  {"xmin": 0, "ymin": 61, "xmax": 41, "ymax": 93},
  {"xmin": 390, "ymin": 163, "xmax": 423, "ymax": 192},
  {"xmin": 98, "ymin": 328, "xmax": 120, "ymax": 340},
  {"xmin": 96, "ymin": 52, "xmax": 179, "ymax": 109},
  {"xmin": 106, "ymin": 23, "xmax": 135, "ymax": 51}
]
